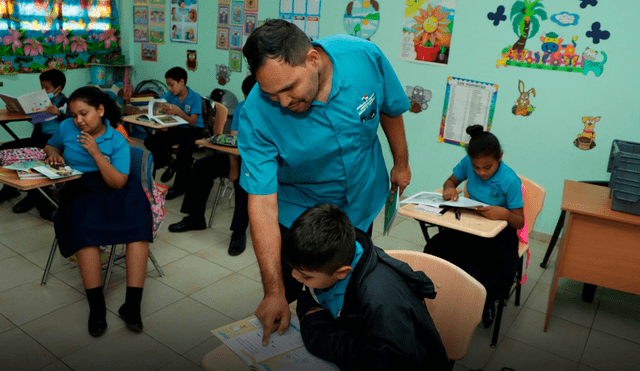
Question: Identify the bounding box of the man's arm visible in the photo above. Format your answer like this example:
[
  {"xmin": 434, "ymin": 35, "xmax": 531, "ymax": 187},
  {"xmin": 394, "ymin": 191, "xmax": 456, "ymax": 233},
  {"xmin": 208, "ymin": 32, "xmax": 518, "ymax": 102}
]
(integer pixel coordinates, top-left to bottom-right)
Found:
[
  {"xmin": 248, "ymin": 193, "xmax": 291, "ymax": 346},
  {"xmin": 379, "ymin": 113, "xmax": 411, "ymax": 195}
]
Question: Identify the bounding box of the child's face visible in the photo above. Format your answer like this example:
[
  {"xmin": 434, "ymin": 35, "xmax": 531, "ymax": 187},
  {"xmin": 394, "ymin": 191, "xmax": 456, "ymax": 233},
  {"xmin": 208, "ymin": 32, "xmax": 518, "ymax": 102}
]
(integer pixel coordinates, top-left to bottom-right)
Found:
[
  {"xmin": 292, "ymin": 268, "xmax": 340, "ymax": 289},
  {"xmin": 470, "ymin": 153, "xmax": 503, "ymax": 180},
  {"xmin": 166, "ymin": 77, "xmax": 185, "ymax": 96},
  {"xmin": 40, "ymin": 80, "xmax": 60, "ymax": 97},
  {"xmin": 69, "ymin": 100, "xmax": 105, "ymax": 135}
]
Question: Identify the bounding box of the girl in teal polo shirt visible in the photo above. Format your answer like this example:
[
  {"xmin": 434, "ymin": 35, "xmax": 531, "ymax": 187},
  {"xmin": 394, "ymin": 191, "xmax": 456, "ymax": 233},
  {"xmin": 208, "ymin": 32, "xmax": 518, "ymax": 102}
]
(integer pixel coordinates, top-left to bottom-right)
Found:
[
  {"xmin": 45, "ymin": 87, "xmax": 153, "ymax": 338},
  {"xmin": 426, "ymin": 125, "xmax": 524, "ymax": 328}
]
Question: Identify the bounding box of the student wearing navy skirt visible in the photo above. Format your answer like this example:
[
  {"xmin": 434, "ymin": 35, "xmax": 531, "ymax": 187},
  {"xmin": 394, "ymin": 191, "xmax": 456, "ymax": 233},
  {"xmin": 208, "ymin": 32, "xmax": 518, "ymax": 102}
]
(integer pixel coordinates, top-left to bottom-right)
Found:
[{"xmin": 44, "ymin": 87, "xmax": 153, "ymax": 337}]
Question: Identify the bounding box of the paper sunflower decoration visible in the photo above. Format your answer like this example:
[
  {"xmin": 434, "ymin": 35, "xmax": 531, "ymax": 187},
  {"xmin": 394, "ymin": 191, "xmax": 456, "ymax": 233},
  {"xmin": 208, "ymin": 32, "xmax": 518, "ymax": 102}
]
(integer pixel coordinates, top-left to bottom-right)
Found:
[{"xmin": 411, "ymin": 4, "xmax": 450, "ymax": 47}]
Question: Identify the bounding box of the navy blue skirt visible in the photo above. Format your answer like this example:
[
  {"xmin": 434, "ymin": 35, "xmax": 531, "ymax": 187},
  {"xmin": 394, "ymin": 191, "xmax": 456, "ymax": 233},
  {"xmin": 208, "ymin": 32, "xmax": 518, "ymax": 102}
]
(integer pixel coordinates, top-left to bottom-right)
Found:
[{"xmin": 54, "ymin": 171, "xmax": 154, "ymax": 258}]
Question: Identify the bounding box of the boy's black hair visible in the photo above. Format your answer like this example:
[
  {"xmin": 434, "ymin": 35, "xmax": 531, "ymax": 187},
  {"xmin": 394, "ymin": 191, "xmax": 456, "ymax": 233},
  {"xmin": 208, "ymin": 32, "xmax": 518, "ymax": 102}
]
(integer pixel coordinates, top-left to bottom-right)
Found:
[
  {"xmin": 243, "ymin": 19, "xmax": 312, "ymax": 76},
  {"xmin": 165, "ymin": 66, "xmax": 188, "ymax": 84},
  {"xmin": 282, "ymin": 204, "xmax": 356, "ymax": 275},
  {"xmin": 39, "ymin": 69, "xmax": 66, "ymax": 90},
  {"xmin": 241, "ymin": 74, "xmax": 257, "ymax": 97},
  {"xmin": 466, "ymin": 125, "xmax": 502, "ymax": 159},
  {"xmin": 68, "ymin": 86, "xmax": 121, "ymax": 129}
]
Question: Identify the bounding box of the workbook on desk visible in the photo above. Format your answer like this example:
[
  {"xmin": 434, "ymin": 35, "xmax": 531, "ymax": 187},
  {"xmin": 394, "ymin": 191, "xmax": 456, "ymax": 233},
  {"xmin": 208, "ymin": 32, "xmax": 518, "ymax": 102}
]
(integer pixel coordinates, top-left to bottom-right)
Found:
[
  {"xmin": 212, "ymin": 314, "xmax": 339, "ymax": 371},
  {"xmin": 210, "ymin": 133, "xmax": 237, "ymax": 147},
  {"xmin": 0, "ymin": 90, "xmax": 56, "ymax": 124},
  {"xmin": 4, "ymin": 160, "xmax": 82, "ymax": 180},
  {"xmin": 401, "ymin": 191, "xmax": 488, "ymax": 209},
  {"xmin": 137, "ymin": 98, "xmax": 188, "ymax": 126}
]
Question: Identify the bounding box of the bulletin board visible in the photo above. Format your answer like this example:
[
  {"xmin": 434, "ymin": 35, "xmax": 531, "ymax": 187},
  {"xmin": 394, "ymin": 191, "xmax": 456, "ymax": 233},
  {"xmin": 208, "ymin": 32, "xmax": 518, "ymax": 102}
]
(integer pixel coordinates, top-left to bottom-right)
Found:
[{"xmin": 279, "ymin": 0, "xmax": 321, "ymax": 40}]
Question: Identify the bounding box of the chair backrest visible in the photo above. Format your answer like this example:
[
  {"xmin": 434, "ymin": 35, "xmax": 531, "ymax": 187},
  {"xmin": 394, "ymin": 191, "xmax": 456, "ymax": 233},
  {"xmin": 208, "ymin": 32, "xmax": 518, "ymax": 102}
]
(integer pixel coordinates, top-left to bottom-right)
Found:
[
  {"xmin": 518, "ymin": 176, "xmax": 545, "ymax": 235},
  {"xmin": 213, "ymin": 101, "xmax": 229, "ymax": 135},
  {"xmin": 129, "ymin": 146, "xmax": 153, "ymax": 190},
  {"xmin": 385, "ymin": 250, "xmax": 487, "ymax": 361}
]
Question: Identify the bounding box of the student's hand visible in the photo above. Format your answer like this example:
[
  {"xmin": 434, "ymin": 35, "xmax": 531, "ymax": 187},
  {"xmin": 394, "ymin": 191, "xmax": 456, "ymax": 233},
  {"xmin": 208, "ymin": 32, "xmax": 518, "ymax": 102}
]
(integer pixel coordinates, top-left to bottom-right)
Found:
[
  {"xmin": 163, "ymin": 104, "xmax": 184, "ymax": 116},
  {"xmin": 475, "ymin": 205, "xmax": 508, "ymax": 221},
  {"xmin": 44, "ymin": 153, "xmax": 65, "ymax": 166},
  {"xmin": 255, "ymin": 292, "xmax": 291, "ymax": 347},
  {"xmin": 77, "ymin": 131, "xmax": 100, "ymax": 157},
  {"xmin": 443, "ymin": 187, "xmax": 461, "ymax": 201},
  {"xmin": 45, "ymin": 104, "xmax": 60, "ymax": 116}
]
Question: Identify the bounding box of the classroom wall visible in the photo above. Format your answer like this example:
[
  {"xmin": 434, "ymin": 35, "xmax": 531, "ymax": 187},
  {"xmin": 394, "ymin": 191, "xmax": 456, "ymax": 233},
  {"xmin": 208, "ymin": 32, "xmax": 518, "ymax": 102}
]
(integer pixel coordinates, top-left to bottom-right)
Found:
[
  {"xmin": 130, "ymin": 0, "xmax": 640, "ymax": 235},
  {"xmin": 3, "ymin": 1, "xmax": 640, "ymax": 236},
  {"xmin": 0, "ymin": 0, "xmax": 133, "ymax": 140}
]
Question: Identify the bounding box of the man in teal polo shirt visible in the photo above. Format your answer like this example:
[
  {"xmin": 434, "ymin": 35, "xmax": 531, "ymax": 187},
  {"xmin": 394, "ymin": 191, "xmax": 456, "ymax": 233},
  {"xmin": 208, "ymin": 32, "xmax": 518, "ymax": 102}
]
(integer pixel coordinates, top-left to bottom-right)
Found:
[{"xmin": 239, "ymin": 19, "xmax": 411, "ymax": 345}]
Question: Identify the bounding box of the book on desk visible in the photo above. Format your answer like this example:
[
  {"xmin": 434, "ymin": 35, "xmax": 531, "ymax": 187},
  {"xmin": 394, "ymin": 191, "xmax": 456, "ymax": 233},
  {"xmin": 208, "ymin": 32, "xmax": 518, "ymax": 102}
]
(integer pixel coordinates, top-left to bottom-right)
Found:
[
  {"xmin": 0, "ymin": 90, "xmax": 57, "ymax": 124},
  {"xmin": 4, "ymin": 160, "xmax": 82, "ymax": 180},
  {"xmin": 136, "ymin": 98, "xmax": 188, "ymax": 126}
]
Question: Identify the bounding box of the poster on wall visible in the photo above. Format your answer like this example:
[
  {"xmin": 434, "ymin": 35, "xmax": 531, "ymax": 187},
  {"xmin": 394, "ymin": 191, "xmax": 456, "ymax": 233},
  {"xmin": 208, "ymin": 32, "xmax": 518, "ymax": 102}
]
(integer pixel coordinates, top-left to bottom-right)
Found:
[
  {"xmin": 170, "ymin": 0, "xmax": 198, "ymax": 44},
  {"xmin": 495, "ymin": 1, "xmax": 610, "ymax": 77},
  {"xmin": 149, "ymin": 5, "xmax": 166, "ymax": 44},
  {"xmin": 439, "ymin": 77, "xmax": 498, "ymax": 147},
  {"xmin": 279, "ymin": 0, "xmax": 321, "ymax": 40},
  {"xmin": 344, "ymin": 0, "xmax": 380, "ymax": 40},
  {"xmin": 141, "ymin": 44, "xmax": 158, "ymax": 62},
  {"xmin": 399, "ymin": 0, "xmax": 456, "ymax": 66}
]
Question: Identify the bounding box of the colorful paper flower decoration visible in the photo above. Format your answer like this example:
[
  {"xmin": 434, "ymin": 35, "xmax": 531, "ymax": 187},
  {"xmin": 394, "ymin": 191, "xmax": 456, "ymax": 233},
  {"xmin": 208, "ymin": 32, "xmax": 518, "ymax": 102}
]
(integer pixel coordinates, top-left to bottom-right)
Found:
[{"xmin": 410, "ymin": 4, "xmax": 450, "ymax": 47}]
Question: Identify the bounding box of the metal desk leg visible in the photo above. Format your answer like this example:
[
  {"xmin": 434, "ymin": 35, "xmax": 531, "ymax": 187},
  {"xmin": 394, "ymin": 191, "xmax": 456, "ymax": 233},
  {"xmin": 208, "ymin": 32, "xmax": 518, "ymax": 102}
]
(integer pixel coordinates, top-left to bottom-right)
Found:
[
  {"xmin": 540, "ymin": 210, "xmax": 566, "ymax": 268},
  {"xmin": 41, "ymin": 237, "xmax": 58, "ymax": 286},
  {"xmin": 582, "ymin": 283, "xmax": 597, "ymax": 303},
  {"xmin": 0, "ymin": 122, "xmax": 20, "ymax": 140}
]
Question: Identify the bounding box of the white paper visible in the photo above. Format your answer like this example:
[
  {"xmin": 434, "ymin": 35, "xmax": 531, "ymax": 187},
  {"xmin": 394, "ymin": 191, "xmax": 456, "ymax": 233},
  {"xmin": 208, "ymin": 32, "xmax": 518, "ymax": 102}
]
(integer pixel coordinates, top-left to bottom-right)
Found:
[
  {"xmin": 401, "ymin": 191, "xmax": 488, "ymax": 209},
  {"xmin": 443, "ymin": 78, "xmax": 496, "ymax": 144}
]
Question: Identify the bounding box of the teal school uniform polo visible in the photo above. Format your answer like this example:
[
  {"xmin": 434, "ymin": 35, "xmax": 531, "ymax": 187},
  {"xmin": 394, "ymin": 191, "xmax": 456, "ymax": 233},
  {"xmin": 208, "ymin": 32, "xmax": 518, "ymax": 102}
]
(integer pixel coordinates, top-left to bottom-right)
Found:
[
  {"xmin": 160, "ymin": 86, "xmax": 203, "ymax": 129},
  {"xmin": 238, "ymin": 34, "xmax": 410, "ymax": 230},
  {"xmin": 40, "ymin": 94, "xmax": 67, "ymax": 135},
  {"xmin": 452, "ymin": 156, "xmax": 522, "ymax": 209},
  {"xmin": 47, "ymin": 118, "xmax": 130, "ymax": 174},
  {"xmin": 230, "ymin": 101, "xmax": 244, "ymax": 132},
  {"xmin": 312, "ymin": 241, "xmax": 364, "ymax": 319}
]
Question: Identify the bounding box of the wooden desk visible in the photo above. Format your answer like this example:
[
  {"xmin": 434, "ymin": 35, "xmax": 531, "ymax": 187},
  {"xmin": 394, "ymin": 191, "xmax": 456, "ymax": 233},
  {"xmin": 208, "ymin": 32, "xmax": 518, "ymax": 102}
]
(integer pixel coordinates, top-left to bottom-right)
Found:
[
  {"xmin": 544, "ymin": 180, "xmax": 640, "ymax": 331},
  {"xmin": 195, "ymin": 138, "xmax": 239, "ymax": 156},
  {"xmin": 0, "ymin": 166, "xmax": 80, "ymax": 192},
  {"xmin": 122, "ymin": 114, "xmax": 183, "ymax": 131},
  {"xmin": 0, "ymin": 109, "xmax": 32, "ymax": 140},
  {"xmin": 398, "ymin": 203, "xmax": 507, "ymax": 242}
]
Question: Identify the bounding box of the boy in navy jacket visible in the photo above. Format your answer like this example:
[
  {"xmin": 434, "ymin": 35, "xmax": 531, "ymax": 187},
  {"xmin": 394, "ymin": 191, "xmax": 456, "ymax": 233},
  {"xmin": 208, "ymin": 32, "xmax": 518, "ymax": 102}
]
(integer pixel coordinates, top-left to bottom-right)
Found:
[{"xmin": 282, "ymin": 204, "xmax": 449, "ymax": 370}]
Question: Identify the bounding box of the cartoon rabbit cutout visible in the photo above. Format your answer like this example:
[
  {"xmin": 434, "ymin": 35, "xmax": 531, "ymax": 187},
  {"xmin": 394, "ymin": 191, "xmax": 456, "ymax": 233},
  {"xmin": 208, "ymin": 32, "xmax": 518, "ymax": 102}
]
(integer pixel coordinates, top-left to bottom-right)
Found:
[{"xmin": 512, "ymin": 80, "xmax": 536, "ymax": 116}]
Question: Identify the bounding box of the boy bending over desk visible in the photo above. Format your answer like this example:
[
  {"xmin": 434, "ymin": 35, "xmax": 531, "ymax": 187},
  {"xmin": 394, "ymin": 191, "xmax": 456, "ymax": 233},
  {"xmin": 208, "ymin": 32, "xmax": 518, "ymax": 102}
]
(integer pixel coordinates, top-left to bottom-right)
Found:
[
  {"xmin": 143, "ymin": 66, "xmax": 204, "ymax": 200},
  {"xmin": 282, "ymin": 203, "xmax": 449, "ymax": 370}
]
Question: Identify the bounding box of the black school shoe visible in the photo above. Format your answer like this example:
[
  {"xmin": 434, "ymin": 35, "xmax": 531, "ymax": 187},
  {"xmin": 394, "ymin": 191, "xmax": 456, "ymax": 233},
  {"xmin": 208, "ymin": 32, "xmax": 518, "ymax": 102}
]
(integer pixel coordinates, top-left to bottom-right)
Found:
[
  {"xmin": 160, "ymin": 163, "xmax": 177, "ymax": 183},
  {"xmin": 228, "ymin": 231, "xmax": 247, "ymax": 256},
  {"xmin": 165, "ymin": 187, "xmax": 186, "ymax": 200},
  {"xmin": 168, "ymin": 216, "xmax": 207, "ymax": 232},
  {"xmin": 483, "ymin": 300, "xmax": 496, "ymax": 328},
  {"xmin": 88, "ymin": 315, "xmax": 107, "ymax": 337},
  {"xmin": 0, "ymin": 186, "xmax": 20, "ymax": 204},
  {"xmin": 12, "ymin": 194, "xmax": 35, "ymax": 213},
  {"xmin": 118, "ymin": 304, "xmax": 143, "ymax": 333}
]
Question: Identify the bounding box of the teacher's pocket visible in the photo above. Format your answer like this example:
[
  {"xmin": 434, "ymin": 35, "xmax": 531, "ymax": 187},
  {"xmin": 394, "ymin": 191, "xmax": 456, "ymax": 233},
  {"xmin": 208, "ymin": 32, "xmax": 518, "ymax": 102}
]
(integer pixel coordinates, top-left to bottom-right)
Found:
[{"xmin": 358, "ymin": 107, "xmax": 379, "ymax": 148}]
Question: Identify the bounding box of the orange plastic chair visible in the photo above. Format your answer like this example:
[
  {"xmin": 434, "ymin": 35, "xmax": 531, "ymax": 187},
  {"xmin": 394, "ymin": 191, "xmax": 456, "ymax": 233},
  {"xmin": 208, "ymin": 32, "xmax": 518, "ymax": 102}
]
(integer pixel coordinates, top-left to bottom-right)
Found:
[{"xmin": 386, "ymin": 250, "xmax": 486, "ymax": 361}]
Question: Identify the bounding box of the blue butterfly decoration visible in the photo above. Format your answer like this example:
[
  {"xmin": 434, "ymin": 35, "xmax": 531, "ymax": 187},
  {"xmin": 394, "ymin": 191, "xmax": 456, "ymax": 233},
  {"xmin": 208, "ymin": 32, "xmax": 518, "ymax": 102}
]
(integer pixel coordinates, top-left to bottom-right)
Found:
[
  {"xmin": 487, "ymin": 6, "xmax": 507, "ymax": 26},
  {"xmin": 580, "ymin": 0, "xmax": 598, "ymax": 8},
  {"xmin": 586, "ymin": 22, "xmax": 610, "ymax": 44}
]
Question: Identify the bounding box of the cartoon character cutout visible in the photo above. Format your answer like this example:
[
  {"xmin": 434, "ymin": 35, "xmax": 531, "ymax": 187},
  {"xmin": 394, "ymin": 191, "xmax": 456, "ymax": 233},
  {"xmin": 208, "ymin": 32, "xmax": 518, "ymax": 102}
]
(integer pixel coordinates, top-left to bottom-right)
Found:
[
  {"xmin": 405, "ymin": 85, "xmax": 432, "ymax": 113},
  {"xmin": 216, "ymin": 64, "xmax": 230, "ymax": 85},
  {"xmin": 186, "ymin": 50, "xmax": 197, "ymax": 71},
  {"xmin": 512, "ymin": 80, "xmax": 535, "ymax": 116},
  {"xmin": 574, "ymin": 116, "xmax": 600, "ymax": 150}
]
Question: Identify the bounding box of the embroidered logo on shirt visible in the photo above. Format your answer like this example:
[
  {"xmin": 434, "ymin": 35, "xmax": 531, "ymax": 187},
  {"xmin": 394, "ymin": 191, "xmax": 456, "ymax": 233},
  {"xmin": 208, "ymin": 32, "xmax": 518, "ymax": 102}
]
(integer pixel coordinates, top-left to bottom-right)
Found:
[
  {"xmin": 185, "ymin": 104, "xmax": 191, "ymax": 112},
  {"xmin": 490, "ymin": 189, "xmax": 501, "ymax": 200},
  {"xmin": 357, "ymin": 93, "xmax": 376, "ymax": 116}
]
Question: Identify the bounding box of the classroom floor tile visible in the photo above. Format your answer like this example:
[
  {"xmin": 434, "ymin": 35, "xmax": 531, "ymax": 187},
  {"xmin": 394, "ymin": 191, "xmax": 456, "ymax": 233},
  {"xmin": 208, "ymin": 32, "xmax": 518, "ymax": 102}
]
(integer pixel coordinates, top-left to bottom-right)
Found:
[{"xmin": 1, "ymin": 182, "xmax": 639, "ymax": 370}]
